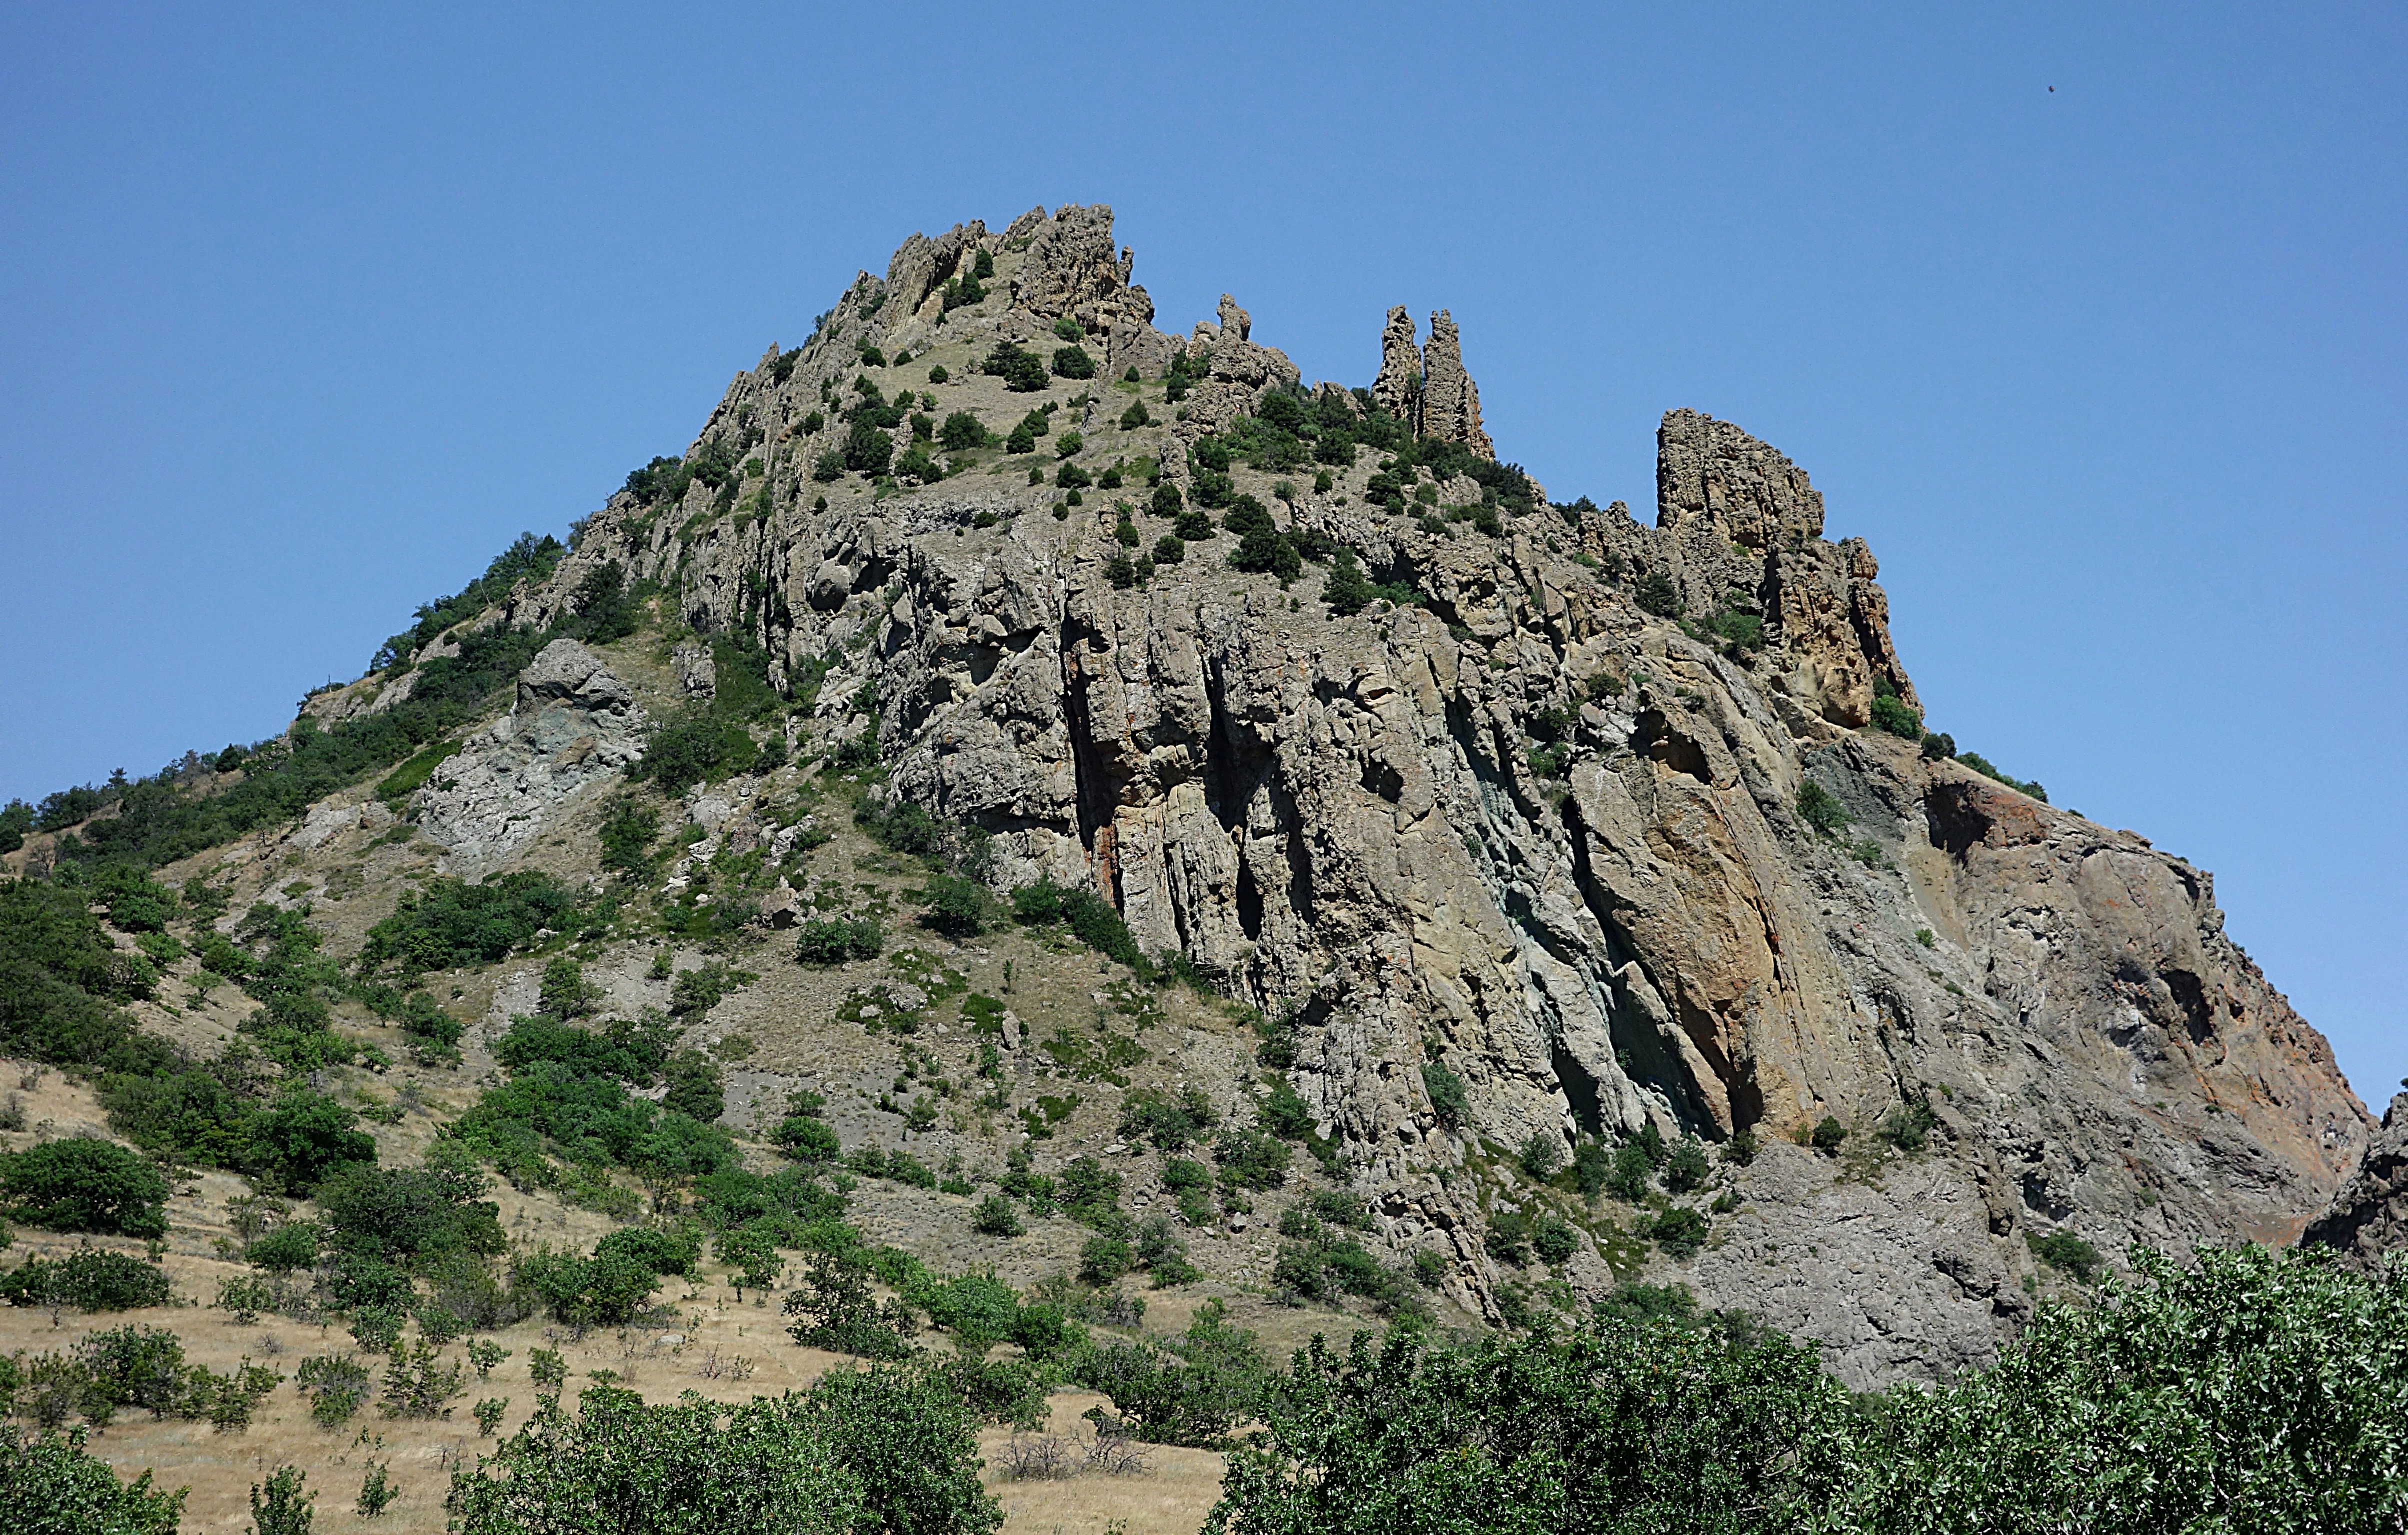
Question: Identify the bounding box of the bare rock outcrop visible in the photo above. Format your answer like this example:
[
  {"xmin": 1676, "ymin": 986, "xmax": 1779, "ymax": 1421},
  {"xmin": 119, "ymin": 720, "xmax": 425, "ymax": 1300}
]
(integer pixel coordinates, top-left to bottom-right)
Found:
[
  {"xmin": 1011, "ymin": 204, "xmax": 1154, "ymax": 336},
  {"xmin": 2305, "ymin": 1091, "xmax": 2408, "ymax": 1271},
  {"xmin": 415, "ymin": 638, "xmax": 647, "ymax": 865},
  {"xmin": 1419, "ymin": 310, "xmax": 1493, "ymax": 456},
  {"xmin": 885, "ymin": 220, "xmax": 989, "ymax": 324},
  {"xmin": 1372, "ymin": 306, "xmax": 1422, "ymax": 424},
  {"xmin": 477, "ymin": 209, "xmax": 2374, "ymax": 1385}
]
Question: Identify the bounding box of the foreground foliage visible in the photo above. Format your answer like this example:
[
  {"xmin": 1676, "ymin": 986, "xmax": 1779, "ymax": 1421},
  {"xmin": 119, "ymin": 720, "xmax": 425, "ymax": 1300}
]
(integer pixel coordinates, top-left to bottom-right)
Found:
[
  {"xmin": 446, "ymin": 1369, "xmax": 1001, "ymax": 1535},
  {"xmin": 1, "ymin": 1424, "xmax": 187, "ymax": 1535},
  {"xmin": 1209, "ymin": 1245, "xmax": 2408, "ymax": 1535}
]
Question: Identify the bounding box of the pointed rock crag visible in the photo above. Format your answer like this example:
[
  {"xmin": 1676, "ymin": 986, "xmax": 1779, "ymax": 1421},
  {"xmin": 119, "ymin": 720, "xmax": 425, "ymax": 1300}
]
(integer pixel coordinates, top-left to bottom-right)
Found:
[
  {"xmin": 1418, "ymin": 309, "xmax": 1492, "ymax": 457},
  {"xmin": 1011, "ymin": 202, "xmax": 1154, "ymax": 338},
  {"xmin": 316, "ymin": 205, "xmax": 2377, "ymax": 1390},
  {"xmin": 1372, "ymin": 306, "xmax": 1423, "ymax": 424}
]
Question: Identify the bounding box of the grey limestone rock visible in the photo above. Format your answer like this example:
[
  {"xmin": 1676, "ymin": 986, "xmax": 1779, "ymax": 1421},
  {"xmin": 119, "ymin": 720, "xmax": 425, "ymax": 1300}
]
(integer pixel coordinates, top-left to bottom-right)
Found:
[{"xmin": 414, "ymin": 639, "xmax": 648, "ymax": 866}]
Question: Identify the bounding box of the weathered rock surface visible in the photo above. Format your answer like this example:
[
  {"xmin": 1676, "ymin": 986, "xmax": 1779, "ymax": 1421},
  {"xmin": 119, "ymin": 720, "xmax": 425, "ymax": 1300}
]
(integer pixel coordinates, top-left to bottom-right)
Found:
[
  {"xmin": 415, "ymin": 639, "xmax": 647, "ymax": 865},
  {"xmin": 398, "ymin": 209, "xmax": 2373, "ymax": 1385},
  {"xmin": 2306, "ymin": 1092, "xmax": 2408, "ymax": 1271},
  {"xmin": 1372, "ymin": 306, "xmax": 1422, "ymax": 424},
  {"xmin": 1419, "ymin": 309, "xmax": 1493, "ymax": 457}
]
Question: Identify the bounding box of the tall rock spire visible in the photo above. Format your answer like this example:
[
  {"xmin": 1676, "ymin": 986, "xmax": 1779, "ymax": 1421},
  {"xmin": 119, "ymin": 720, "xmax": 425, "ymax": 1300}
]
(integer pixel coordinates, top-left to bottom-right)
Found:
[
  {"xmin": 1371, "ymin": 306, "xmax": 1422, "ymax": 427},
  {"xmin": 1419, "ymin": 310, "xmax": 1493, "ymax": 458}
]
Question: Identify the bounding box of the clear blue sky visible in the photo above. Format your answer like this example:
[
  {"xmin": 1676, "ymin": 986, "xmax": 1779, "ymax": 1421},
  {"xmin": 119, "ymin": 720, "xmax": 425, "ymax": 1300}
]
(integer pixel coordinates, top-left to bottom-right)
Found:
[{"xmin": 4, "ymin": 4, "xmax": 2401, "ymax": 1104}]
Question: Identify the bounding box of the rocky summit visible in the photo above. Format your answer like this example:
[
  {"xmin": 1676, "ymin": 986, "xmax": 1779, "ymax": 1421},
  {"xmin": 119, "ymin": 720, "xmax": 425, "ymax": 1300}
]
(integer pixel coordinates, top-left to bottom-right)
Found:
[{"xmin": 8, "ymin": 202, "xmax": 2379, "ymax": 1394}]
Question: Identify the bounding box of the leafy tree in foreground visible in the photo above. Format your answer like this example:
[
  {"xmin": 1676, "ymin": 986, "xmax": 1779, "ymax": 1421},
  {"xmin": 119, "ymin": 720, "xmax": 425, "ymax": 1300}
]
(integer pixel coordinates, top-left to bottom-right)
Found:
[
  {"xmin": 1, "ymin": 1424, "xmax": 187, "ymax": 1535},
  {"xmin": 1823, "ymin": 1244, "xmax": 2408, "ymax": 1534},
  {"xmin": 1210, "ymin": 1316, "xmax": 1853, "ymax": 1535},
  {"xmin": 446, "ymin": 1386, "xmax": 864, "ymax": 1535}
]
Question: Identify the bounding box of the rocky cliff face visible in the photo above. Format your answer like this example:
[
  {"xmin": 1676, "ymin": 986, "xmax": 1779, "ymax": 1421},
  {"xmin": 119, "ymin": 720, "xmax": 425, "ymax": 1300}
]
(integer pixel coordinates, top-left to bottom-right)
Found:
[
  {"xmin": 2307, "ymin": 1092, "xmax": 2408, "ymax": 1272},
  {"xmin": 404, "ymin": 204, "xmax": 2370, "ymax": 1383}
]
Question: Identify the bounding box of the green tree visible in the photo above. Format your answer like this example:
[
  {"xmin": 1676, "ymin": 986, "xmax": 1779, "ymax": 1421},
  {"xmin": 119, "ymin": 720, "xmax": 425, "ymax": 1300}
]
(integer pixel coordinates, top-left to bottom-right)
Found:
[
  {"xmin": 1831, "ymin": 1244, "xmax": 2408, "ymax": 1534},
  {"xmin": 447, "ymin": 1386, "xmax": 865, "ymax": 1535},
  {"xmin": 810, "ymin": 1364, "xmax": 1004, "ymax": 1535},
  {"xmin": 938, "ymin": 412, "xmax": 985, "ymax": 452},
  {"xmin": 1074, "ymin": 1299, "xmax": 1268, "ymax": 1448},
  {"xmin": 2, "ymin": 1424, "xmax": 188, "ymax": 1530},
  {"xmin": 539, "ymin": 956, "xmax": 600, "ymax": 1021},
  {"xmin": 1321, "ymin": 549, "xmax": 1375, "ymax": 616},
  {"xmin": 1208, "ymin": 1320, "xmax": 1853, "ymax": 1535},
  {"xmin": 843, "ymin": 418, "xmax": 894, "ymax": 477},
  {"xmin": 1, "ymin": 1138, "xmax": 168, "ymax": 1238},
  {"xmin": 249, "ymin": 1464, "xmax": 313, "ymax": 1535}
]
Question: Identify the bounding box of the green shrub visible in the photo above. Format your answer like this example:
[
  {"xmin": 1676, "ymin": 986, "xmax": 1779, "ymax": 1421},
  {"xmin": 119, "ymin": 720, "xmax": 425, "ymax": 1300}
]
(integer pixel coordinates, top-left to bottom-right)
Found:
[
  {"xmin": 1119, "ymin": 1087, "xmax": 1221, "ymax": 1154},
  {"xmin": 296, "ymin": 1352, "xmax": 373, "ymax": 1427},
  {"xmin": 796, "ymin": 916, "xmax": 882, "ymax": 966},
  {"xmin": 0, "ymin": 1138, "xmax": 167, "ymax": 1238},
  {"xmin": 1879, "ymin": 1096, "xmax": 1937, "ymax": 1154},
  {"xmin": 1213, "ymin": 1129, "xmax": 1292, "ymax": 1192},
  {"xmin": 1834, "ymin": 1244, "xmax": 2408, "ymax": 1532},
  {"xmin": 1662, "ymin": 1136, "xmax": 1710, "ymax": 1194},
  {"xmin": 357, "ymin": 870, "xmax": 584, "ymax": 976},
  {"xmin": 513, "ymin": 1246, "xmax": 662, "ymax": 1328},
  {"xmin": 2027, "ymin": 1230, "xmax": 2103, "ymax": 1283},
  {"xmin": 1810, "ymin": 1116, "xmax": 1848, "ymax": 1152},
  {"xmin": 1152, "ymin": 534, "xmax": 1186, "ymax": 565},
  {"xmin": 843, "ymin": 418, "xmax": 893, "ymax": 477},
  {"xmin": 1120, "ymin": 400, "xmax": 1151, "ymax": 429},
  {"xmin": 595, "ymin": 1226, "xmax": 701, "ymax": 1278},
  {"xmin": 670, "ymin": 960, "xmax": 751, "ymax": 1017},
  {"xmin": 774, "ymin": 1117, "xmax": 840, "ymax": 1164},
  {"xmin": 1173, "ymin": 508, "xmax": 1214, "ymax": 540},
  {"xmin": 1797, "ymin": 779, "xmax": 1851, "ymax": 836},
  {"xmin": 1573, "ymin": 1138, "xmax": 1612, "ymax": 1196},
  {"xmin": 1051, "ymin": 346, "xmax": 1096, "ymax": 380},
  {"xmin": 446, "ymin": 1386, "xmax": 870, "ymax": 1535},
  {"xmin": 1, "ymin": 1248, "xmax": 172, "ymax": 1312},
  {"xmin": 1219, "ymin": 1316, "xmax": 1859, "ymax": 1532},
  {"xmin": 1010, "ymin": 880, "xmax": 1149, "ymax": 976},
  {"xmin": 1230, "ymin": 526, "xmax": 1301, "ymax": 583},
  {"xmin": 1646, "ymin": 1206, "xmax": 1709, "ymax": 1260},
  {"xmin": 1321, "ymin": 549, "xmax": 1375, "ymax": 616},
  {"xmin": 1519, "ymin": 1133, "xmax": 1565, "ymax": 1180},
  {"xmin": 1072, "ymin": 1300, "xmax": 1268, "ymax": 1448},
  {"xmin": 1419, "ymin": 1061, "xmax": 1467, "ymax": 1128},
  {"xmin": 1533, "ymin": 1215, "xmax": 1581, "ymax": 1265},
  {"xmin": 938, "ymin": 412, "xmax": 984, "ymax": 452},
  {"xmin": 1635, "ymin": 570, "xmax": 1682, "ymax": 616},
  {"xmin": 1605, "ymin": 1142, "xmax": 1652, "ymax": 1203},
  {"xmin": 782, "ymin": 1247, "xmax": 912, "ymax": 1360},
  {"xmin": 971, "ymin": 1195, "xmax": 1023, "ymax": 1238},
  {"xmin": 1957, "ymin": 752, "xmax": 2049, "ymax": 802},
  {"xmin": 981, "ymin": 341, "xmax": 1048, "ymax": 392},
  {"xmin": 928, "ymin": 364, "xmax": 949, "ymax": 383},
  {"xmin": 1868, "ymin": 680, "xmax": 1922, "ymax": 740}
]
